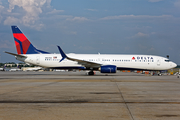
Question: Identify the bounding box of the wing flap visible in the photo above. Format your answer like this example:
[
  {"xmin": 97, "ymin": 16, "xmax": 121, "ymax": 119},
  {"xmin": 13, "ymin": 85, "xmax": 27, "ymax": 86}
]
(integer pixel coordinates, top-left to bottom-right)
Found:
[{"xmin": 68, "ymin": 57, "xmax": 101, "ymax": 68}]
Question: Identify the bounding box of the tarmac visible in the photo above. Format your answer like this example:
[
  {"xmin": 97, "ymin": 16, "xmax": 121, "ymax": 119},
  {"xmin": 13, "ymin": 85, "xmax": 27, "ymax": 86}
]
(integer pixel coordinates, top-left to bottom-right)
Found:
[{"xmin": 0, "ymin": 71, "xmax": 180, "ymax": 120}]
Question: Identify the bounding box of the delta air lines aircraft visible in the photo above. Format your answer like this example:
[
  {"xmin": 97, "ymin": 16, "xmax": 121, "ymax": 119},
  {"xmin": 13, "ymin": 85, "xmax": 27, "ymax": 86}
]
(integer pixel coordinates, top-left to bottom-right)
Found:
[{"xmin": 5, "ymin": 26, "xmax": 177, "ymax": 75}]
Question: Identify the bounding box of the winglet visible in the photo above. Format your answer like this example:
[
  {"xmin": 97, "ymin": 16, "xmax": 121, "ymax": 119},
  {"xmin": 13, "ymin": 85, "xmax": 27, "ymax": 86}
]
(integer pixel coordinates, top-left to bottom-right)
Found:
[{"xmin": 57, "ymin": 46, "xmax": 67, "ymax": 62}]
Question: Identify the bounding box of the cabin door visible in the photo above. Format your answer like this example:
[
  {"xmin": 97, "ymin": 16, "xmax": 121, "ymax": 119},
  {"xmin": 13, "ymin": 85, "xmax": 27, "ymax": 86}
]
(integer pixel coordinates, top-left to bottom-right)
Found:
[
  {"xmin": 36, "ymin": 56, "xmax": 40, "ymax": 64},
  {"xmin": 157, "ymin": 59, "xmax": 161, "ymax": 66}
]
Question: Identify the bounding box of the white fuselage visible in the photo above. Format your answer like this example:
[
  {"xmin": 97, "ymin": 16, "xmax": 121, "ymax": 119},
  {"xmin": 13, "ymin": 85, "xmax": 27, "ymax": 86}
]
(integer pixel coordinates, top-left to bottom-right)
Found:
[{"xmin": 16, "ymin": 53, "xmax": 177, "ymax": 71}]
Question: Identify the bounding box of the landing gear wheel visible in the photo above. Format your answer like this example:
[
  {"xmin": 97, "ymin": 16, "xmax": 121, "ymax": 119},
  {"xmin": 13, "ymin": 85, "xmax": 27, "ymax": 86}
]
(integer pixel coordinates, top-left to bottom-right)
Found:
[
  {"xmin": 88, "ymin": 71, "xmax": 94, "ymax": 75},
  {"xmin": 158, "ymin": 73, "xmax": 162, "ymax": 76}
]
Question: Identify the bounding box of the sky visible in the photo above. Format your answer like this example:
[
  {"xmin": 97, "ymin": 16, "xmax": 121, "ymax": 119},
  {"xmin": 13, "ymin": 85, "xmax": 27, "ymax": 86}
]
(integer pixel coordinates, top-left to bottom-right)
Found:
[{"xmin": 0, "ymin": 0, "xmax": 180, "ymax": 64}]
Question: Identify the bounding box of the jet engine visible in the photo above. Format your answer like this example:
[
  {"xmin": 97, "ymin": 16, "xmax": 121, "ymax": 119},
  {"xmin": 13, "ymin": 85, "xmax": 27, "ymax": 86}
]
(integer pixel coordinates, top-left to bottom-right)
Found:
[{"xmin": 100, "ymin": 65, "xmax": 117, "ymax": 73}]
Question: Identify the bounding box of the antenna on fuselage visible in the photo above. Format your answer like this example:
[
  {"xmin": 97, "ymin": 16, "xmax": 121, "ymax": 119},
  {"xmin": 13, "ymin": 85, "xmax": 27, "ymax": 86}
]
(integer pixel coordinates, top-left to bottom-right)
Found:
[{"xmin": 166, "ymin": 55, "xmax": 169, "ymax": 59}]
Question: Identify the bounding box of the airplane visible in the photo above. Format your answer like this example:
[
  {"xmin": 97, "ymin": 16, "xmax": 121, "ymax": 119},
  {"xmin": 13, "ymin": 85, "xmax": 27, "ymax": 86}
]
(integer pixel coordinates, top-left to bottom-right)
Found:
[
  {"xmin": 9, "ymin": 68, "xmax": 22, "ymax": 72},
  {"xmin": 5, "ymin": 26, "xmax": 177, "ymax": 75},
  {"xmin": 25, "ymin": 67, "xmax": 42, "ymax": 71}
]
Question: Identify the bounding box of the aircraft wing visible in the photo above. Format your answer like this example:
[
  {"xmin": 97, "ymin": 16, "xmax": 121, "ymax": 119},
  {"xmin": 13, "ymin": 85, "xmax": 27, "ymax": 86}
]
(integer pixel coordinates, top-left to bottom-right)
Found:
[
  {"xmin": 57, "ymin": 46, "xmax": 101, "ymax": 68},
  {"xmin": 4, "ymin": 51, "xmax": 27, "ymax": 58},
  {"xmin": 68, "ymin": 57, "xmax": 101, "ymax": 68}
]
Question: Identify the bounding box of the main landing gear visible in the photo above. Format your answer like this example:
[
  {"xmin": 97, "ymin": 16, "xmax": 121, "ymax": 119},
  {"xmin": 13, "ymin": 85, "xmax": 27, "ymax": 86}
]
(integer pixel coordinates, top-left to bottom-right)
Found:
[{"xmin": 88, "ymin": 70, "xmax": 95, "ymax": 75}]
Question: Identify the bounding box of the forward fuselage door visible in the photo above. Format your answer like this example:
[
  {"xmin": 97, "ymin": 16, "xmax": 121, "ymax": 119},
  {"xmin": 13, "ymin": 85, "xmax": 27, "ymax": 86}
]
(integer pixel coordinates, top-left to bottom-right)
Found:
[{"xmin": 157, "ymin": 58, "xmax": 161, "ymax": 66}]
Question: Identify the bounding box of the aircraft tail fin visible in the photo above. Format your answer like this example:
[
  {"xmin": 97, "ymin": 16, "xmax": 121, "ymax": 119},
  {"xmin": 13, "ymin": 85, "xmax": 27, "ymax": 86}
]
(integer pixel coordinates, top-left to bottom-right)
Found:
[{"xmin": 11, "ymin": 26, "xmax": 49, "ymax": 54}]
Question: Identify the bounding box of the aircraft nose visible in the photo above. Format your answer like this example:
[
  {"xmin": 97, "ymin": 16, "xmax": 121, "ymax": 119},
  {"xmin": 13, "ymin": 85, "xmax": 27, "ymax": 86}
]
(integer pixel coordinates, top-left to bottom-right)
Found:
[{"xmin": 172, "ymin": 62, "xmax": 177, "ymax": 68}]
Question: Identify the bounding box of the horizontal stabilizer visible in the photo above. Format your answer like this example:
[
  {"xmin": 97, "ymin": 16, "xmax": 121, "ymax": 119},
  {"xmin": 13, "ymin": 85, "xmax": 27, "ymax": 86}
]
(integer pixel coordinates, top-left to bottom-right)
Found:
[{"xmin": 4, "ymin": 51, "xmax": 27, "ymax": 58}]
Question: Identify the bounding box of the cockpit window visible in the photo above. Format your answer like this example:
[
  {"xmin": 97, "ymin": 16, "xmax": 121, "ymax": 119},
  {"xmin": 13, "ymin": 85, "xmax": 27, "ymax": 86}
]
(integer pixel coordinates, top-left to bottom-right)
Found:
[{"xmin": 165, "ymin": 60, "xmax": 171, "ymax": 62}]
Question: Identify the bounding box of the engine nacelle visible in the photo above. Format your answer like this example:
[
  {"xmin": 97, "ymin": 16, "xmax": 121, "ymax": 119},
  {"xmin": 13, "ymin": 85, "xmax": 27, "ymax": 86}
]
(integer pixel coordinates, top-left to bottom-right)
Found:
[{"xmin": 100, "ymin": 65, "xmax": 117, "ymax": 73}]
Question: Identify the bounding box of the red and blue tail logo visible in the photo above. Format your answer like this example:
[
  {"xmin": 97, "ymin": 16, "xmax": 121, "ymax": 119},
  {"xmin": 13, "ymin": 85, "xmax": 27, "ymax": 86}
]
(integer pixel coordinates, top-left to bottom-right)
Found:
[{"xmin": 11, "ymin": 26, "xmax": 49, "ymax": 54}]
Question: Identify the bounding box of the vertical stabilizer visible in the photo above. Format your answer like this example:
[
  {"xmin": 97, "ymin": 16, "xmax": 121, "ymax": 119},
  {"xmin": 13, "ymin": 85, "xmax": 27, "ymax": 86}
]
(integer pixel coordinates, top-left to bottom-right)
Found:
[{"xmin": 11, "ymin": 26, "xmax": 49, "ymax": 54}]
